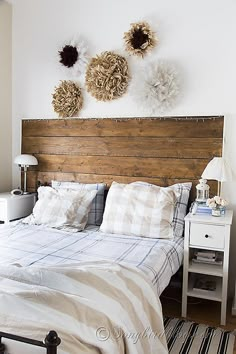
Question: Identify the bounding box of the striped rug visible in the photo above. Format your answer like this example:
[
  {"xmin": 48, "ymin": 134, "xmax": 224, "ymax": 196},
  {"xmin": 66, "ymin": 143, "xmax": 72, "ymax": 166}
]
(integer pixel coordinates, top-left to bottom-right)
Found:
[{"xmin": 164, "ymin": 317, "xmax": 235, "ymax": 354}]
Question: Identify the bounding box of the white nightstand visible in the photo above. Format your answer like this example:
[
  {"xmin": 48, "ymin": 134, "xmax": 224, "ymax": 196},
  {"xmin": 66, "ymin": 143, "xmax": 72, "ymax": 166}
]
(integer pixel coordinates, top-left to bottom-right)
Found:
[
  {"xmin": 0, "ymin": 193, "xmax": 36, "ymax": 223},
  {"xmin": 182, "ymin": 210, "xmax": 233, "ymax": 325}
]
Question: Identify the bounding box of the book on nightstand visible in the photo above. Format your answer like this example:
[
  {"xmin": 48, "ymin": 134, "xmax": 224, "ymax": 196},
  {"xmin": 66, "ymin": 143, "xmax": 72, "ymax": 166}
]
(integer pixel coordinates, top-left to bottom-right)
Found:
[
  {"xmin": 190, "ymin": 202, "xmax": 212, "ymax": 215},
  {"xmin": 192, "ymin": 250, "xmax": 223, "ymax": 265},
  {"xmin": 193, "ymin": 275, "xmax": 217, "ymax": 292}
]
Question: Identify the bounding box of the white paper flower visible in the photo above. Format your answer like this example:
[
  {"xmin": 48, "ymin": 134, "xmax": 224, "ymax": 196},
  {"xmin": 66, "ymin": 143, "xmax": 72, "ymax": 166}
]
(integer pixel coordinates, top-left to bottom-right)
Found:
[
  {"xmin": 209, "ymin": 201, "xmax": 217, "ymax": 208},
  {"xmin": 207, "ymin": 196, "xmax": 228, "ymax": 208},
  {"xmin": 214, "ymin": 196, "xmax": 221, "ymax": 204},
  {"xmin": 58, "ymin": 38, "xmax": 88, "ymax": 77},
  {"xmin": 130, "ymin": 60, "xmax": 180, "ymax": 114},
  {"xmin": 221, "ymin": 199, "xmax": 228, "ymax": 207}
]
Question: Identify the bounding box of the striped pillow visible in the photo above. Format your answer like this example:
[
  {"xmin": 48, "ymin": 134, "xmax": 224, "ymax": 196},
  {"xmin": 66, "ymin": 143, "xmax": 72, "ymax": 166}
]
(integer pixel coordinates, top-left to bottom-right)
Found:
[
  {"xmin": 100, "ymin": 182, "xmax": 178, "ymax": 239},
  {"xmin": 51, "ymin": 181, "xmax": 106, "ymax": 225}
]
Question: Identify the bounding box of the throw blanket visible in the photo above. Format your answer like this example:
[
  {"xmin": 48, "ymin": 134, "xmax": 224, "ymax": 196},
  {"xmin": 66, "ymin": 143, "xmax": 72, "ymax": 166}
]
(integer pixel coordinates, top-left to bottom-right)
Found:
[{"xmin": 0, "ymin": 262, "xmax": 168, "ymax": 354}]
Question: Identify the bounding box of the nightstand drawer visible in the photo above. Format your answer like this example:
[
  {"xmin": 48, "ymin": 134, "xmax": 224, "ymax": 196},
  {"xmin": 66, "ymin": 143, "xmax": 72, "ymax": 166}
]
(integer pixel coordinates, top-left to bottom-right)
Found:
[{"xmin": 190, "ymin": 223, "xmax": 225, "ymax": 249}]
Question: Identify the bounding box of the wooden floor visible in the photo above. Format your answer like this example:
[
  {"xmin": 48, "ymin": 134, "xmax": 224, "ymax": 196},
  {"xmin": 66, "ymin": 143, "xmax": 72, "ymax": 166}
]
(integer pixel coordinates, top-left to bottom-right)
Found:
[{"xmin": 161, "ymin": 286, "xmax": 236, "ymax": 353}]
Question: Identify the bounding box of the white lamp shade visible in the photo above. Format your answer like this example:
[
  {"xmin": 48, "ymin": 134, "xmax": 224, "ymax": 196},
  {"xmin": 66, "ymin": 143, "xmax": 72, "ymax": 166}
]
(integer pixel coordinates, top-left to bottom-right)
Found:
[
  {"xmin": 201, "ymin": 157, "xmax": 232, "ymax": 182},
  {"xmin": 14, "ymin": 154, "xmax": 38, "ymax": 166}
]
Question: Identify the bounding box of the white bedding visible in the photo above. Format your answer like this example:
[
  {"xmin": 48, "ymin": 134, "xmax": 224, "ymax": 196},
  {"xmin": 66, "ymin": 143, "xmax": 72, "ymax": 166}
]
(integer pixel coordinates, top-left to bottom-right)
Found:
[
  {"xmin": 0, "ymin": 221, "xmax": 183, "ymax": 296},
  {"xmin": 0, "ymin": 221, "xmax": 184, "ymax": 353},
  {"xmin": 0, "ymin": 262, "xmax": 168, "ymax": 354}
]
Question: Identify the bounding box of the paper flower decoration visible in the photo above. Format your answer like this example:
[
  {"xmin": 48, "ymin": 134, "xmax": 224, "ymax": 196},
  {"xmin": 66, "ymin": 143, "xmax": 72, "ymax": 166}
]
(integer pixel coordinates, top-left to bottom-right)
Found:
[
  {"xmin": 85, "ymin": 51, "xmax": 129, "ymax": 101},
  {"xmin": 58, "ymin": 39, "xmax": 88, "ymax": 76},
  {"xmin": 52, "ymin": 80, "xmax": 83, "ymax": 118},
  {"xmin": 131, "ymin": 60, "xmax": 180, "ymax": 113},
  {"xmin": 124, "ymin": 21, "xmax": 157, "ymax": 57},
  {"xmin": 206, "ymin": 196, "xmax": 228, "ymax": 209}
]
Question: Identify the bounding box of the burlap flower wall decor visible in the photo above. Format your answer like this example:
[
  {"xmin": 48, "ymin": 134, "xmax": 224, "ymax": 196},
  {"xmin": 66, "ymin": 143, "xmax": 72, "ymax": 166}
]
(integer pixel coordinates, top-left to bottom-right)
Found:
[
  {"xmin": 58, "ymin": 39, "xmax": 88, "ymax": 77},
  {"xmin": 53, "ymin": 19, "xmax": 183, "ymax": 113},
  {"xmin": 130, "ymin": 60, "xmax": 180, "ymax": 114},
  {"xmin": 85, "ymin": 51, "xmax": 130, "ymax": 101},
  {"xmin": 124, "ymin": 21, "xmax": 157, "ymax": 57},
  {"xmin": 52, "ymin": 80, "xmax": 83, "ymax": 118}
]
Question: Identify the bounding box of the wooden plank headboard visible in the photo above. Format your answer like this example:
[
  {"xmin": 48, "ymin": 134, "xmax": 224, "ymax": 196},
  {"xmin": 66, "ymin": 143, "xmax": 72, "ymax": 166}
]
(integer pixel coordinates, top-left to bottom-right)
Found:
[{"xmin": 22, "ymin": 116, "xmax": 224, "ymax": 201}]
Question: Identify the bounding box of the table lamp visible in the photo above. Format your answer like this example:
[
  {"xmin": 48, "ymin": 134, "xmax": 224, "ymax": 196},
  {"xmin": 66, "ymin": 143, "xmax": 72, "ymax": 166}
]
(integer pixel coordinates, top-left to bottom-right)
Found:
[
  {"xmin": 14, "ymin": 154, "xmax": 38, "ymax": 194},
  {"xmin": 201, "ymin": 157, "xmax": 232, "ymax": 196}
]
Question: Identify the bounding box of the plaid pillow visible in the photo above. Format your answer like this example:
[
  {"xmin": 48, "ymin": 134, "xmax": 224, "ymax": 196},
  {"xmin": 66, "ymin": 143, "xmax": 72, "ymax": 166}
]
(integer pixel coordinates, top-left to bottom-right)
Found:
[
  {"xmin": 100, "ymin": 182, "xmax": 178, "ymax": 239},
  {"xmin": 170, "ymin": 182, "xmax": 192, "ymax": 237},
  {"xmin": 23, "ymin": 186, "xmax": 97, "ymax": 232},
  {"xmin": 51, "ymin": 181, "xmax": 106, "ymax": 225},
  {"xmin": 132, "ymin": 181, "xmax": 192, "ymax": 237}
]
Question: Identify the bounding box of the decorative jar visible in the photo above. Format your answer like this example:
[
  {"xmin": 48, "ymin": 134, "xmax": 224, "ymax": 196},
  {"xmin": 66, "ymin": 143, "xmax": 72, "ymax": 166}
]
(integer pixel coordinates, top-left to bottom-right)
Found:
[{"xmin": 211, "ymin": 207, "xmax": 221, "ymax": 217}]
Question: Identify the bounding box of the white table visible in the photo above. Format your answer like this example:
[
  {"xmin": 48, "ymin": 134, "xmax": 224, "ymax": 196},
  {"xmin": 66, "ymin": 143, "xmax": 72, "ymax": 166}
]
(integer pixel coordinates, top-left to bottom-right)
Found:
[
  {"xmin": 0, "ymin": 193, "xmax": 36, "ymax": 223},
  {"xmin": 182, "ymin": 210, "xmax": 233, "ymax": 325}
]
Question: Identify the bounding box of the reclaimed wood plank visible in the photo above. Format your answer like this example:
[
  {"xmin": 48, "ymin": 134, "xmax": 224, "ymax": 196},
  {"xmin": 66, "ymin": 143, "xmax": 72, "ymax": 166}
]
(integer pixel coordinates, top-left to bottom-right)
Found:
[
  {"xmin": 22, "ymin": 136, "xmax": 222, "ymax": 158},
  {"xmin": 31, "ymin": 154, "xmax": 208, "ymax": 179},
  {"xmin": 27, "ymin": 171, "xmax": 218, "ymax": 200},
  {"xmin": 22, "ymin": 117, "xmax": 224, "ymax": 138}
]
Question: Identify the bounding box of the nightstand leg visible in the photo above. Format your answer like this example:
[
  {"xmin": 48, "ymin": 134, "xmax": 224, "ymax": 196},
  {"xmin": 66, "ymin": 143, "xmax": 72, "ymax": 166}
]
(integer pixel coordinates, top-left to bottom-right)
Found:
[
  {"xmin": 221, "ymin": 274, "xmax": 228, "ymax": 325},
  {"xmin": 182, "ymin": 268, "xmax": 188, "ymax": 317},
  {"xmin": 221, "ymin": 301, "xmax": 226, "ymax": 326},
  {"xmin": 182, "ymin": 294, "xmax": 187, "ymax": 317},
  {"xmin": 182, "ymin": 221, "xmax": 190, "ymax": 318},
  {"xmin": 221, "ymin": 225, "xmax": 230, "ymax": 326}
]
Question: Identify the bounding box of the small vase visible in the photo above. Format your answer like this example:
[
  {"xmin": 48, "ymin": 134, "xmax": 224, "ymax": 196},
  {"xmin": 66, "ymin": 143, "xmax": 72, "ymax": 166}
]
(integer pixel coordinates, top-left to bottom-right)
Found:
[{"xmin": 212, "ymin": 208, "xmax": 221, "ymax": 217}]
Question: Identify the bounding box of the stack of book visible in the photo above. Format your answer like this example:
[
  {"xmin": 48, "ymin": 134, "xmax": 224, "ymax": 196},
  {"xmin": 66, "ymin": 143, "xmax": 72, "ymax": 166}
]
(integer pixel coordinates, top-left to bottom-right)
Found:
[
  {"xmin": 190, "ymin": 202, "xmax": 211, "ymax": 215},
  {"xmin": 192, "ymin": 250, "xmax": 223, "ymax": 265}
]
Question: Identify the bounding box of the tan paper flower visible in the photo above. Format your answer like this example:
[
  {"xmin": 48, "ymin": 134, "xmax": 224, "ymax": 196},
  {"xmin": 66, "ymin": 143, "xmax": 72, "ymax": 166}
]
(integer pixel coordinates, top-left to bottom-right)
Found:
[
  {"xmin": 124, "ymin": 21, "xmax": 157, "ymax": 57},
  {"xmin": 52, "ymin": 80, "xmax": 83, "ymax": 118},
  {"xmin": 85, "ymin": 51, "xmax": 129, "ymax": 101}
]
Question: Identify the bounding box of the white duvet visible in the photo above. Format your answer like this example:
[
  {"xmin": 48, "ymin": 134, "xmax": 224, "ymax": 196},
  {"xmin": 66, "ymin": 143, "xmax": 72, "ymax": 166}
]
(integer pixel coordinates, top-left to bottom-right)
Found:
[{"xmin": 0, "ymin": 262, "xmax": 168, "ymax": 354}]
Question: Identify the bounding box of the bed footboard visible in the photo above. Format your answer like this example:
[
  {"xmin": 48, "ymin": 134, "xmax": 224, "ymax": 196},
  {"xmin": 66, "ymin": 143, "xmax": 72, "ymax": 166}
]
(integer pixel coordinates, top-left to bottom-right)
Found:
[{"xmin": 0, "ymin": 330, "xmax": 61, "ymax": 354}]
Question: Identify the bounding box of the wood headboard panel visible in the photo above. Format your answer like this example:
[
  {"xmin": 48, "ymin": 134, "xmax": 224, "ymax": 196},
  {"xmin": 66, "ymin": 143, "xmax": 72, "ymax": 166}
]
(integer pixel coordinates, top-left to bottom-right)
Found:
[{"xmin": 22, "ymin": 116, "xmax": 224, "ymax": 201}]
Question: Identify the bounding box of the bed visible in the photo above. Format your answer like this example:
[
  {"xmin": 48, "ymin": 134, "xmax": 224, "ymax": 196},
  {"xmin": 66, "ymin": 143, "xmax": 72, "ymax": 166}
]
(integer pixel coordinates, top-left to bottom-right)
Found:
[
  {"xmin": 0, "ymin": 222, "xmax": 184, "ymax": 296},
  {"xmin": 0, "ymin": 117, "xmax": 223, "ymax": 353}
]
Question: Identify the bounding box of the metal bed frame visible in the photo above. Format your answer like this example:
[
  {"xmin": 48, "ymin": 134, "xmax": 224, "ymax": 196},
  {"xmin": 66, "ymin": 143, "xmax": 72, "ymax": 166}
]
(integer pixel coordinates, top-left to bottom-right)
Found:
[{"xmin": 0, "ymin": 330, "xmax": 61, "ymax": 354}]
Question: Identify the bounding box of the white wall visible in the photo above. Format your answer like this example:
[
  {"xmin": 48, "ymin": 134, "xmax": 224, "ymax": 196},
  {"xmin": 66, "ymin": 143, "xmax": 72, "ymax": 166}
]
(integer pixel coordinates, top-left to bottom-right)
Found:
[
  {"xmin": 0, "ymin": 1, "xmax": 12, "ymax": 192},
  {"xmin": 11, "ymin": 0, "xmax": 236, "ymax": 292}
]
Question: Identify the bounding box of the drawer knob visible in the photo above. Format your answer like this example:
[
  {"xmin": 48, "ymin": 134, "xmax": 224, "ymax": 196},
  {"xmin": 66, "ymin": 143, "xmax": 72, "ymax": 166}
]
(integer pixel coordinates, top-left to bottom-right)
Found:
[{"xmin": 205, "ymin": 234, "xmax": 209, "ymax": 238}]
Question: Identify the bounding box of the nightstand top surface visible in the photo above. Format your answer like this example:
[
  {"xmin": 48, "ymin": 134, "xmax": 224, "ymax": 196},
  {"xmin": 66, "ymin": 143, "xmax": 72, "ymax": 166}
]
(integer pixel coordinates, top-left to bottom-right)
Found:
[
  {"xmin": 185, "ymin": 210, "xmax": 233, "ymax": 225},
  {"xmin": 0, "ymin": 192, "xmax": 36, "ymax": 200}
]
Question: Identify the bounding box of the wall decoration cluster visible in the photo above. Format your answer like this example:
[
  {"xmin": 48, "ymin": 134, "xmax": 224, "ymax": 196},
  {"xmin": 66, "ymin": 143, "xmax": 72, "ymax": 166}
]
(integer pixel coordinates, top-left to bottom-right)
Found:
[
  {"xmin": 131, "ymin": 60, "xmax": 180, "ymax": 114},
  {"xmin": 52, "ymin": 80, "xmax": 83, "ymax": 118},
  {"xmin": 53, "ymin": 19, "xmax": 181, "ymax": 117},
  {"xmin": 123, "ymin": 21, "xmax": 157, "ymax": 57},
  {"xmin": 85, "ymin": 51, "xmax": 129, "ymax": 101}
]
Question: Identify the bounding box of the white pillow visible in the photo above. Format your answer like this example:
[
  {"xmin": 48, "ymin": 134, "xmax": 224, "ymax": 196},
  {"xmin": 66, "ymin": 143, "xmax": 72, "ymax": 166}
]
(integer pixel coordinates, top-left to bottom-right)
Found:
[
  {"xmin": 23, "ymin": 186, "xmax": 97, "ymax": 232},
  {"xmin": 100, "ymin": 182, "xmax": 178, "ymax": 239}
]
